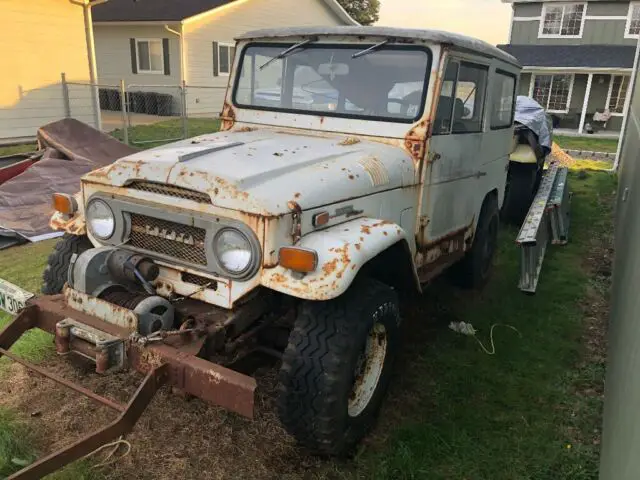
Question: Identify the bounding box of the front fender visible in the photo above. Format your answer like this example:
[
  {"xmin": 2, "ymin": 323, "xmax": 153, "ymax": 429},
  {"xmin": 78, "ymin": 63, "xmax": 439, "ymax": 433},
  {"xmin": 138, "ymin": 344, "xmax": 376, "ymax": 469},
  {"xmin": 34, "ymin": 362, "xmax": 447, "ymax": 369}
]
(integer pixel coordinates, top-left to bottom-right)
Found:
[
  {"xmin": 49, "ymin": 211, "xmax": 86, "ymax": 236},
  {"xmin": 261, "ymin": 218, "xmax": 411, "ymax": 301}
]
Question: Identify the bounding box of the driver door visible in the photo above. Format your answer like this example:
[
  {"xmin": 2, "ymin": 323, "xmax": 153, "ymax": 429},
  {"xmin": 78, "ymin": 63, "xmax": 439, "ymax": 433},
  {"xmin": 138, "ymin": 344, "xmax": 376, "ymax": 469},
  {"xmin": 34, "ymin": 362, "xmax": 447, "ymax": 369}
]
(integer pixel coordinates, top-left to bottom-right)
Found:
[{"xmin": 419, "ymin": 56, "xmax": 490, "ymax": 249}]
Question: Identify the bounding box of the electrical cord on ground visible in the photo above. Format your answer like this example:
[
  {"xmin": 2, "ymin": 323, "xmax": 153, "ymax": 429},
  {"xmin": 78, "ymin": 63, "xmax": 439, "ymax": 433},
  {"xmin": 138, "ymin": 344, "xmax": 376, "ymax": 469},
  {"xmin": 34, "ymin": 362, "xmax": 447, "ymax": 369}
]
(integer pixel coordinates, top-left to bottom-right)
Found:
[
  {"xmin": 449, "ymin": 321, "xmax": 522, "ymax": 355},
  {"xmin": 83, "ymin": 436, "xmax": 132, "ymax": 469}
]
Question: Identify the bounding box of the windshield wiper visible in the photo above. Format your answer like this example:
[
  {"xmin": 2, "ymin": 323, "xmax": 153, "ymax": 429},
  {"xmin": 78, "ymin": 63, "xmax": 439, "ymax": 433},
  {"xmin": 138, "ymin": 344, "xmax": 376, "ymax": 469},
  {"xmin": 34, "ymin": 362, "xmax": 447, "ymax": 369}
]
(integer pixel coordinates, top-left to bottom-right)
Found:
[
  {"xmin": 259, "ymin": 37, "xmax": 318, "ymax": 70},
  {"xmin": 352, "ymin": 39, "xmax": 391, "ymax": 59}
]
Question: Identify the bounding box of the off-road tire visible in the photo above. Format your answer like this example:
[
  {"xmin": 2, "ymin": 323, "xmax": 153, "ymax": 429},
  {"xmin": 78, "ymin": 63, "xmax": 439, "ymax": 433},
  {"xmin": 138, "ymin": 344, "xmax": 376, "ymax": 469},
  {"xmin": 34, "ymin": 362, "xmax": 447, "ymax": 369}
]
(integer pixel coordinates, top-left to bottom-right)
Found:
[
  {"xmin": 42, "ymin": 234, "xmax": 92, "ymax": 294},
  {"xmin": 453, "ymin": 194, "xmax": 499, "ymax": 290},
  {"xmin": 277, "ymin": 278, "xmax": 400, "ymax": 456},
  {"xmin": 502, "ymin": 163, "xmax": 538, "ymax": 226}
]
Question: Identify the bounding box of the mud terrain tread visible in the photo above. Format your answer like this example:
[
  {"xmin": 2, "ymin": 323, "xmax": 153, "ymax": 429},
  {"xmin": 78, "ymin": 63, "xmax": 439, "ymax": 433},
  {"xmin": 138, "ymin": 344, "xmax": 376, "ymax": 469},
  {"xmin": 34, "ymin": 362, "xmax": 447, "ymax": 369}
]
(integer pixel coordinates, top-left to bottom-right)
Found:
[
  {"xmin": 42, "ymin": 234, "xmax": 92, "ymax": 294},
  {"xmin": 277, "ymin": 278, "xmax": 398, "ymax": 455}
]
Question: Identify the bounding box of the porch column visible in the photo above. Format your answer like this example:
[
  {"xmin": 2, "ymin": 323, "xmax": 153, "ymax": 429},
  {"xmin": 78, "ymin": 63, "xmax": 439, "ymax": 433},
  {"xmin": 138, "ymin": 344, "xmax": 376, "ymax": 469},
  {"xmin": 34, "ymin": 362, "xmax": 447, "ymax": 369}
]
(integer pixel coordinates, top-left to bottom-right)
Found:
[{"xmin": 579, "ymin": 73, "xmax": 594, "ymax": 134}]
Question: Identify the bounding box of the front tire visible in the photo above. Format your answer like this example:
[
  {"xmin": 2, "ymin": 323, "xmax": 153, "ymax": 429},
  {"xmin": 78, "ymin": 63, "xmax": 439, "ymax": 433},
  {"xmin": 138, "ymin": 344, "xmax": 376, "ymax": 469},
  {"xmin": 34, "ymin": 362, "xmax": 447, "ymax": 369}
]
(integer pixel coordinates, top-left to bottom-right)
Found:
[
  {"xmin": 277, "ymin": 278, "xmax": 400, "ymax": 456},
  {"xmin": 42, "ymin": 234, "xmax": 92, "ymax": 294}
]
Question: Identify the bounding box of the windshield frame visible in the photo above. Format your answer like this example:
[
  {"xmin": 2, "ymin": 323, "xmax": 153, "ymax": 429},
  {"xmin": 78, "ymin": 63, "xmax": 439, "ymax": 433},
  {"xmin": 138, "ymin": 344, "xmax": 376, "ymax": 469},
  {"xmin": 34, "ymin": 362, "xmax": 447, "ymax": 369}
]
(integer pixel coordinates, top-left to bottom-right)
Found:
[{"xmin": 231, "ymin": 41, "xmax": 433, "ymax": 125}]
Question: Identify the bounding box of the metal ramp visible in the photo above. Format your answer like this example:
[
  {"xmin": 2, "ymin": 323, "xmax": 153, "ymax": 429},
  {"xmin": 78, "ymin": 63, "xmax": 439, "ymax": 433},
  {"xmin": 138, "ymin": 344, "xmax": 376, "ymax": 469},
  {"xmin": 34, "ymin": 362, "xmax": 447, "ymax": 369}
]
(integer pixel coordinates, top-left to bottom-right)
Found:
[{"xmin": 516, "ymin": 163, "xmax": 571, "ymax": 294}]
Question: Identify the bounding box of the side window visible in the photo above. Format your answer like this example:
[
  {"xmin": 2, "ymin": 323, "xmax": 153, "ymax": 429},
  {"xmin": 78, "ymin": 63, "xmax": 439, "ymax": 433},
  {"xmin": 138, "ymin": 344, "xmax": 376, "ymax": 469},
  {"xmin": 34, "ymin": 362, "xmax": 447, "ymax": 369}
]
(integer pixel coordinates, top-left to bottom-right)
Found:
[
  {"xmin": 491, "ymin": 71, "xmax": 517, "ymax": 129},
  {"xmin": 433, "ymin": 61, "xmax": 459, "ymax": 135},
  {"xmin": 453, "ymin": 62, "xmax": 488, "ymax": 134}
]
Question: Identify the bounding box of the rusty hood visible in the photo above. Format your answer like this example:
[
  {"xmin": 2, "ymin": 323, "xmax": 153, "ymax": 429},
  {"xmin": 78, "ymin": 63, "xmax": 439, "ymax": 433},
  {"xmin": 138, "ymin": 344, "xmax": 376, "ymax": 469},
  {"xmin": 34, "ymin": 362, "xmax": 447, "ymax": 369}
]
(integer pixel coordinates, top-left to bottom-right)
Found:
[{"xmin": 84, "ymin": 130, "xmax": 416, "ymax": 216}]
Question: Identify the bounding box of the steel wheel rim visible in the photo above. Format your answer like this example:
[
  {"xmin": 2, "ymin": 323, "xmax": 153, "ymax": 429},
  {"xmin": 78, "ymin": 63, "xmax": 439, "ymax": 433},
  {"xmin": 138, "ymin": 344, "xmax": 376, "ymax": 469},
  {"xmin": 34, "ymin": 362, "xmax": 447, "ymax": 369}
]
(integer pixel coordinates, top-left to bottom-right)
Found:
[{"xmin": 348, "ymin": 323, "xmax": 388, "ymax": 418}]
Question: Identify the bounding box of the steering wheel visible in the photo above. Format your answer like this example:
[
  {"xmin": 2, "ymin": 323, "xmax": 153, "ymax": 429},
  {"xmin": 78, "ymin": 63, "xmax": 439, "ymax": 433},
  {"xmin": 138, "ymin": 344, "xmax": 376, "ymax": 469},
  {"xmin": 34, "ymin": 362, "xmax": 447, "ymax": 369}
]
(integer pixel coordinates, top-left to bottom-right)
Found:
[{"xmin": 390, "ymin": 91, "xmax": 423, "ymax": 117}]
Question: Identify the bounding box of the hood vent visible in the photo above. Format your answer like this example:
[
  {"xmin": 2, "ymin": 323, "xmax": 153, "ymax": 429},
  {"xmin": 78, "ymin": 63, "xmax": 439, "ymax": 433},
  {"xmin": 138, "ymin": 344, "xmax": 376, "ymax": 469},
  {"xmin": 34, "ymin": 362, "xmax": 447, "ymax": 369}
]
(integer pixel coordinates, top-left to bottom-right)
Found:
[{"xmin": 128, "ymin": 181, "xmax": 211, "ymax": 204}]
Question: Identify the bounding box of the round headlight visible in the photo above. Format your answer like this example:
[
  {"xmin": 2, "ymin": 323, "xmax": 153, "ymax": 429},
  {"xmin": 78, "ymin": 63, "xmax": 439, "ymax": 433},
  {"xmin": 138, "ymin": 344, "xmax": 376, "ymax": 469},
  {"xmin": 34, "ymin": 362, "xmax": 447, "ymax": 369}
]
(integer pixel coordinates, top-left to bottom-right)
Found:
[
  {"xmin": 86, "ymin": 199, "xmax": 115, "ymax": 240},
  {"xmin": 214, "ymin": 228, "xmax": 253, "ymax": 275}
]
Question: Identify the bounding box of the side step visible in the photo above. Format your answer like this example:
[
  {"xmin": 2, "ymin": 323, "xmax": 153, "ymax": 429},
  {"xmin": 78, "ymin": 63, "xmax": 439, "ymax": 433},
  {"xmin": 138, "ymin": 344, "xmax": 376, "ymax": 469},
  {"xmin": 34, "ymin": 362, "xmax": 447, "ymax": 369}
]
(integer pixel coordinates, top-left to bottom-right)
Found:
[{"xmin": 516, "ymin": 163, "xmax": 571, "ymax": 294}]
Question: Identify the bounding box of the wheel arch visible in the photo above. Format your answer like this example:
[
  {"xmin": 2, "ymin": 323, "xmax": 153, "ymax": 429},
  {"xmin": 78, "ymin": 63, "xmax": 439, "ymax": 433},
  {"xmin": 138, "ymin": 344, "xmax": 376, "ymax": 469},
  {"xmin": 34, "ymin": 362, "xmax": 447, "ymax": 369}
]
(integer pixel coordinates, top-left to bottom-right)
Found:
[{"xmin": 261, "ymin": 218, "xmax": 421, "ymax": 301}]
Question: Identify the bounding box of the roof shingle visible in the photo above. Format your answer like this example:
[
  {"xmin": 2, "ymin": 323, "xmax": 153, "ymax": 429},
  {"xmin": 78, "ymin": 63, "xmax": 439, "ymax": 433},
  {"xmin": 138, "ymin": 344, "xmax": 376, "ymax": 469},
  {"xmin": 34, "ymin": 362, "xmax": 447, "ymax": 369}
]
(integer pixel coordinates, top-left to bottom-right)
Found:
[
  {"xmin": 92, "ymin": 0, "xmax": 239, "ymax": 22},
  {"xmin": 497, "ymin": 44, "xmax": 636, "ymax": 69}
]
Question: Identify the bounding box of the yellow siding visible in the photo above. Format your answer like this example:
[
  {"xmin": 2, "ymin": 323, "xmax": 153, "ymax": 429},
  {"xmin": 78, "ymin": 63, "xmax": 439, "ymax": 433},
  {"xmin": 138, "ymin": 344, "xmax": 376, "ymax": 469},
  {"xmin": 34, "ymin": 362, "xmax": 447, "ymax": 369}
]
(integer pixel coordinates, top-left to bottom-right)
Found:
[
  {"xmin": 183, "ymin": 0, "xmax": 344, "ymax": 116},
  {"xmin": 0, "ymin": 0, "xmax": 94, "ymax": 140}
]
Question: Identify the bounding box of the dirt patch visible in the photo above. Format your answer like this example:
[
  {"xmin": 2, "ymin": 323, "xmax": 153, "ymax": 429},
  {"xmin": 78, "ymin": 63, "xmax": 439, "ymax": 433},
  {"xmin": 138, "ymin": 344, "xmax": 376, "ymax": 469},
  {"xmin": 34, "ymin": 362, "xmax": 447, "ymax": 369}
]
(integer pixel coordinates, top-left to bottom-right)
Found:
[{"xmin": 0, "ymin": 357, "xmax": 326, "ymax": 480}]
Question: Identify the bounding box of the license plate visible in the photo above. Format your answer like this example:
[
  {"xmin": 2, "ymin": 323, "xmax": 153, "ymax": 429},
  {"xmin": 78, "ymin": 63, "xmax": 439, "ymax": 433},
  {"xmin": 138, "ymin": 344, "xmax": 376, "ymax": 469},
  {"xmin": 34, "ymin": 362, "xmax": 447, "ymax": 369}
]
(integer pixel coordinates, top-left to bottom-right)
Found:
[{"xmin": 0, "ymin": 279, "xmax": 34, "ymax": 315}]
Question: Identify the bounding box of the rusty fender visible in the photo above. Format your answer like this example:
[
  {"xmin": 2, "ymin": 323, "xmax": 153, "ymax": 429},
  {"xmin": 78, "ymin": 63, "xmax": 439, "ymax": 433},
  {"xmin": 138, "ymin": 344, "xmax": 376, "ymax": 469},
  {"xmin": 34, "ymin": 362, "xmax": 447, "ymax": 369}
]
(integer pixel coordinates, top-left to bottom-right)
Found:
[
  {"xmin": 49, "ymin": 212, "xmax": 87, "ymax": 236},
  {"xmin": 261, "ymin": 218, "xmax": 412, "ymax": 301}
]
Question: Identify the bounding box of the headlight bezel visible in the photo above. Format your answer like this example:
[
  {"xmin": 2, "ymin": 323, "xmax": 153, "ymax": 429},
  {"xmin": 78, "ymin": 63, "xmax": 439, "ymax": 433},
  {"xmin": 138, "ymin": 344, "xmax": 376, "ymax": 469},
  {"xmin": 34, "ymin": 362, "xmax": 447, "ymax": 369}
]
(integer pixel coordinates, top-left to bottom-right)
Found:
[
  {"xmin": 213, "ymin": 227, "xmax": 255, "ymax": 277},
  {"xmin": 86, "ymin": 198, "xmax": 116, "ymax": 240}
]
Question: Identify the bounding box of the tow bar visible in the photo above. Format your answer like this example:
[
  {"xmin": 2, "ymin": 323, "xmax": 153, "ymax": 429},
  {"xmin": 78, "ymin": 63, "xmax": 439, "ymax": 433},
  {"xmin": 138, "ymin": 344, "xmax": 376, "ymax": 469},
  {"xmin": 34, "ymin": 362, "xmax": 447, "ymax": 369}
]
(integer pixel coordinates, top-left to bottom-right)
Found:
[{"xmin": 0, "ymin": 293, "xmax": 257, "ymax": 479}]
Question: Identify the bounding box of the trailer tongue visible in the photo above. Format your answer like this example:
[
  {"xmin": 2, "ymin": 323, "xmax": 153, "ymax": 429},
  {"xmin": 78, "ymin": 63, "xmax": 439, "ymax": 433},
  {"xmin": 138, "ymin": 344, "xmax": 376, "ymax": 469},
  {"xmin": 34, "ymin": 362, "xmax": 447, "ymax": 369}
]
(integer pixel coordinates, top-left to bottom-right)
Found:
[{"xmin": 0, "ymin": 291, "xmax": 256, "ymax": 479}]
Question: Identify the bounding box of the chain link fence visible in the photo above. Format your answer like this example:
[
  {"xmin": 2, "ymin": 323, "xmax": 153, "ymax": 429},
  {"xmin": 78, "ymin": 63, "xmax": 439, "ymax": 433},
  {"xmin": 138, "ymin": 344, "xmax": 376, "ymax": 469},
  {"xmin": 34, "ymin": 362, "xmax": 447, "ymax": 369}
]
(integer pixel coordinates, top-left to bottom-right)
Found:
[{"xmin": 60, "ymin": 75, "xmax": 224, "ymax": 148}]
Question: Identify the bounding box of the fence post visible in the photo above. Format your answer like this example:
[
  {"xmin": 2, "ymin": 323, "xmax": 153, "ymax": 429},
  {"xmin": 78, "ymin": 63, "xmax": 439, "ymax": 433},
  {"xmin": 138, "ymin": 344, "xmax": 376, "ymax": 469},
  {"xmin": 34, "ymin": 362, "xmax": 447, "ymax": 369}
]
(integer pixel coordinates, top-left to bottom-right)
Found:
[
  {"xmin": 119, "ymin": 79, "xmax": 129, "ymax": 145},
  {"xmin": 181, "ymin": 81, "xmax": 188, "ymax": 139},
  {"xmin": 61, "ymin": 72, "xmax": 71, "ymax": 118}
]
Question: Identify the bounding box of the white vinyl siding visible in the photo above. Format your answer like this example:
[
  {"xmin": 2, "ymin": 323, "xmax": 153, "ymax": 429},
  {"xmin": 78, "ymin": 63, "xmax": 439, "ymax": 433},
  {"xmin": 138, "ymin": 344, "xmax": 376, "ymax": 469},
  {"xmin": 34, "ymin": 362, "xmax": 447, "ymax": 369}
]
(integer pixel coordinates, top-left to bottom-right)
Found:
[
  {"xmin": 531, "ymin": 74, "xmax": 574, "ymax": 113},
  {"xmin": 94, "ymin": 25, "xmax": 180, "ymax": 86},
  {"xmin": 539, "ymin": 3, "xmax": 586, "ymax": 38},
  {"xmin": 0, "ymin": 0, "xmax": 96, "ymax": 140}
]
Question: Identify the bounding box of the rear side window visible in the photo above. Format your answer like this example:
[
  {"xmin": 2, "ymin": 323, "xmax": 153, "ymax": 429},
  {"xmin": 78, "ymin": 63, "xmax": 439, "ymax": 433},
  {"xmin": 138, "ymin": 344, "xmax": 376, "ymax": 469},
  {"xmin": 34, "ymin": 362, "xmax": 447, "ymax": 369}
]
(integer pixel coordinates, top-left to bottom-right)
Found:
[
  {"xmin": 452, "ymin": 62, "xmax": 488, "ymax": 134},
  {"xmin": 491, "ymin": 71, "xmax": 517, "ymax": 129}
]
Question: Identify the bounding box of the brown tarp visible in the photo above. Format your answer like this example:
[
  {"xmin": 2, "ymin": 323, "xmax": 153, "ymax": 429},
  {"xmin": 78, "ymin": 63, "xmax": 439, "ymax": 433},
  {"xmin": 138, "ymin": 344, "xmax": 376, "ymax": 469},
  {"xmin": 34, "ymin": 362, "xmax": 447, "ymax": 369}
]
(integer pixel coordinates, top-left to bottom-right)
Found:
[{"xmin": 0, "ymin": 119, "xmax": 137, "ymax": 248}]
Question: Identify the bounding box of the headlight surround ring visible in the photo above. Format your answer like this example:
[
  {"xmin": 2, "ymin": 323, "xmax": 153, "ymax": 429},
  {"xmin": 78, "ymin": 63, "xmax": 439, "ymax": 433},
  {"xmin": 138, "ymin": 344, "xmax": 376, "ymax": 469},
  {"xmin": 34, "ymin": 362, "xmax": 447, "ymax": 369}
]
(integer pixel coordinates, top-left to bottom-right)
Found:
[
  {"xmin": 86, "ymin": 198, "xmax": 116, "ymax": 240},
  {"xmin": 213, "ymin": 227, "xmax": 257, "ymax": 277}
]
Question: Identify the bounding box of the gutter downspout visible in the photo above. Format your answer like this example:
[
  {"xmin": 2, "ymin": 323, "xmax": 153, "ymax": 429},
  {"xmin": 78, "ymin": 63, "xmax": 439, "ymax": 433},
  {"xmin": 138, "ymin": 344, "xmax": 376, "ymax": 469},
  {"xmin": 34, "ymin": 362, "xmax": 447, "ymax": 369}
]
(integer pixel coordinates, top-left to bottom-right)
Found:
[
  {"xmin": 164, "ymin": 24, "xmax": 186, "ymax": 85},
  {"xmin": 70, "ymin": 0, "xmax": 107, "ymax": 131},
  {"xmin": 165, "ymin": 24, "xmax": 187, "ymax": 135}
]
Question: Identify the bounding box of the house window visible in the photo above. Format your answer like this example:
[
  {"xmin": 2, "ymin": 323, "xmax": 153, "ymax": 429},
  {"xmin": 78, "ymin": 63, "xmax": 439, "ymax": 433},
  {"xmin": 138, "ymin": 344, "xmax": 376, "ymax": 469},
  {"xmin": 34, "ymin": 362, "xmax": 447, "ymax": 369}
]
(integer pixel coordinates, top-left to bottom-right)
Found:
[
  {"xmin": 608, "ymin": 75, "xmax": 630, "ymax": 114},
  {"xmin": 532, "ymin": 74, "xmax": 574, "ymax": 113},
  {"xmin": 218, "ymin": 43, "xmax": 235, "ymax": 76},
  {"xmin": 540, "ymin": 3, "xmax": 585, "ymax": 37},
  {"xmin": 627, "ymin": 2, "xmax": 640, "ymax": 37},
  {"xmin": 491, "ymin": 71, "xmax": 517, "ymax": 129},
  {"xmin": 136, "ymin": 39, "xmax": 164, "ymax": 73}
]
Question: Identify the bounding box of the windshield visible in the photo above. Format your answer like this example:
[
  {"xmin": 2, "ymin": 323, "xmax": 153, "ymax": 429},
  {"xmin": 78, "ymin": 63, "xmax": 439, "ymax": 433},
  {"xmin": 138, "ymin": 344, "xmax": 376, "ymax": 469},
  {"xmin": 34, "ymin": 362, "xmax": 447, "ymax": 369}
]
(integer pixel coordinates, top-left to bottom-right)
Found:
[{"xmin": 233, "ymin": 43, "xmax": 432, "ymax": 123}]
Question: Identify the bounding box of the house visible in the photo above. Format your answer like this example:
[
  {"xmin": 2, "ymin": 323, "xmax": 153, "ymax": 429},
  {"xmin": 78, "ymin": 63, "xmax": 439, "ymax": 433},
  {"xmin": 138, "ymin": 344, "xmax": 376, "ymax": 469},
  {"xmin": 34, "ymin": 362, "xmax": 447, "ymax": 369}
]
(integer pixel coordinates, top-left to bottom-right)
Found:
[
  {"xmin": 0, "ymin": 0, "xmax": 99, "ymax": 143},
  {"xmin": 498, "ymin": 0, "xmax": 639, "ymax": 135},
  {"xmin": 92, "ymin": 0, "xmax": 357, "ymax": 117}
]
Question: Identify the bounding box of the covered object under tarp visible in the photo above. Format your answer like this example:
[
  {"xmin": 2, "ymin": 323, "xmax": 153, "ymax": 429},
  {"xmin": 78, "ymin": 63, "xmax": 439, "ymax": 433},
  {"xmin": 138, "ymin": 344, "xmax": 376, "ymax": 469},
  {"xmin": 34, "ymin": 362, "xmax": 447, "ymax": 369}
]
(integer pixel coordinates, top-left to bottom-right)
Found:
[{"xmin": 0, "ymin": 119, "xmax": 137, "ymax": 249}]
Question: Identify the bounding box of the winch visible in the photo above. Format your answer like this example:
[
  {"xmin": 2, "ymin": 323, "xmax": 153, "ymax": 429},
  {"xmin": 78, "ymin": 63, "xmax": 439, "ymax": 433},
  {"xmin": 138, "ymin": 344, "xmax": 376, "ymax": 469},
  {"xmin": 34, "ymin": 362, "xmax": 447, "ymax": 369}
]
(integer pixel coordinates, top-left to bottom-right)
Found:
[{"xmin": 68, "ymin": 247, "xmax": 175, "ymax": 335}]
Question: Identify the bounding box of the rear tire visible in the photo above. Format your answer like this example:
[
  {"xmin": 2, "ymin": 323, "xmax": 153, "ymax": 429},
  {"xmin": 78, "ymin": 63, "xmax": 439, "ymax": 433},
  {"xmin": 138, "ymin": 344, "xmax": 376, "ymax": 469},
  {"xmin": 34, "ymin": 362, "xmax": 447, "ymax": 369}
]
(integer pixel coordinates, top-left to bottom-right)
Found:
[
  {"xmin": 502, "ymin": 163, "xmax": 538, "ymax": 226},
  {"xmin": 452, "ymin": 194, "xmax": 499, "ymax": 290},
  {"xmin": 277, "ymin": 278, "xmax": 400, "ymax": 456},
  {"xmin": 42, "ymin": 234, "xmax": 92, "ymax": 294}
]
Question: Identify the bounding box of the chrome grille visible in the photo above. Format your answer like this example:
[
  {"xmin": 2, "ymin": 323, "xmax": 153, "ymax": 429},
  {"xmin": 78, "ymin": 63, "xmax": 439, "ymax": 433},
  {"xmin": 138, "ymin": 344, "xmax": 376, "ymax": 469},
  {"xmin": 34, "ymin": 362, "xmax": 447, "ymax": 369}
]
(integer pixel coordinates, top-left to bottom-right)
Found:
[
  {"xmin": 129, "ymin": 213, "xmax": 207, "ymax": 266},
  {"xmin": 128, "ymin": 181, "xmax": 211, "ymax": 204}
]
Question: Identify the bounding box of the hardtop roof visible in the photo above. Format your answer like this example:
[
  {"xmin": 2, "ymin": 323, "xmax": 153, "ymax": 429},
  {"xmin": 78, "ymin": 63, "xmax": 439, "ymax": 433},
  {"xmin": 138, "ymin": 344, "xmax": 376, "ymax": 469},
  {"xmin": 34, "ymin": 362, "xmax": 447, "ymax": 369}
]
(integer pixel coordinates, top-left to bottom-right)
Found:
[{"xmin": 236, "ymin": 26, "xmax": 520, "ymax": 67}]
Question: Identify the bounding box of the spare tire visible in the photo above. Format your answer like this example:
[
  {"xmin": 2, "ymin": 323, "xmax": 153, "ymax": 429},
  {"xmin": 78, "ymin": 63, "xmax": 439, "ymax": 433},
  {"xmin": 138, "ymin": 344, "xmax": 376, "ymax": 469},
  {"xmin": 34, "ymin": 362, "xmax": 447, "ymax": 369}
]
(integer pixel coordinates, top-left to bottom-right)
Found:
[{"xmin": 42, "ymin": 234, "xmax": 92, "ymax": 294}]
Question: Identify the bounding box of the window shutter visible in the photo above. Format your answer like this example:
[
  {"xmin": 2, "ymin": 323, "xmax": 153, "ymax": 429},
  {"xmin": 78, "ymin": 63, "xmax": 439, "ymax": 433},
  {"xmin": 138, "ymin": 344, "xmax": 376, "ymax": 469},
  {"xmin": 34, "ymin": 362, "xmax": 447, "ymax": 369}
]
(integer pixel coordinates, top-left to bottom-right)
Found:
[
  {"xmin": 130, "ymin": 38, "xmax": 138, "ymax": 74},
  {"xmin": 212, "ymin": 41, "xmax": 219, "ymax": 77},
  {"xmin": 163, "ymin": 38, "xmax": 170, "ymax": 76}
]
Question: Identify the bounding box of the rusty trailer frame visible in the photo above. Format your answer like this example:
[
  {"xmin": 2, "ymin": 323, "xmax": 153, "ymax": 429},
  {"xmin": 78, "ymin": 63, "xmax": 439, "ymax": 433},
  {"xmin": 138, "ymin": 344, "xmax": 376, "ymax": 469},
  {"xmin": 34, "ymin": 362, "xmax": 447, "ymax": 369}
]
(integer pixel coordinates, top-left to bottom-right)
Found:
[{"xmin": 0, "ymin": 295, "xmax": 256, "ymax": 479}]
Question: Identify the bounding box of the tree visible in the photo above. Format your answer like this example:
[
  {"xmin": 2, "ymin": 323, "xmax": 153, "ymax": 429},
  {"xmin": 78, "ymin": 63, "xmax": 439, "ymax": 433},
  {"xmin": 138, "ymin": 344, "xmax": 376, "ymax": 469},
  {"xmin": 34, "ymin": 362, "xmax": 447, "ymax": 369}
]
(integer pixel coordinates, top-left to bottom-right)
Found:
[{"xmin": 337, "ymin": 0, "xmax": 380, "ymax": 26}]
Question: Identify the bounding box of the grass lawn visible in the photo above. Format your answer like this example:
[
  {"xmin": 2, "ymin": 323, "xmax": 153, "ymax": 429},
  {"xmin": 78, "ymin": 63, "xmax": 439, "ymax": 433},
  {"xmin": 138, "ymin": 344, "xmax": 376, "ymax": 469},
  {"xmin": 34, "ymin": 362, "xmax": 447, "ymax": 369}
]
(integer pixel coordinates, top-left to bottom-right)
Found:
[
  {"xmin": 554, "ymin": 135, "xmax": 618, "ymax": 154},
  {"xmin": 0, "ymin": 163, "xmax": 614, "ymax": 479}
]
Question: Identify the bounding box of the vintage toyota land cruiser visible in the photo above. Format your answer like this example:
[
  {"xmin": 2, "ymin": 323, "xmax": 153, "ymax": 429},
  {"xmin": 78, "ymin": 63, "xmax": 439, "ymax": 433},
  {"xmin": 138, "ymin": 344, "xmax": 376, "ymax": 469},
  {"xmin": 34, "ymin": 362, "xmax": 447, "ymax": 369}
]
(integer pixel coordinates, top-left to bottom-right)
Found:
[{"xmin": 3, "ymin": 27, "xmax": 522, "ymax": 472}]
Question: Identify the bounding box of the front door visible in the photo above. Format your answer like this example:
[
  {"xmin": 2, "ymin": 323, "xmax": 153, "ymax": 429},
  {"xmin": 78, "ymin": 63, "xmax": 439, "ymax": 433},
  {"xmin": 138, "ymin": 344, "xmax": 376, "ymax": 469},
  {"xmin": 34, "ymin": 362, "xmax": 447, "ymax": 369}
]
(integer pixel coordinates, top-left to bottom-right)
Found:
[{"xmin": 419, "ymin": 56, "xmax": 491, "ymax": 255}]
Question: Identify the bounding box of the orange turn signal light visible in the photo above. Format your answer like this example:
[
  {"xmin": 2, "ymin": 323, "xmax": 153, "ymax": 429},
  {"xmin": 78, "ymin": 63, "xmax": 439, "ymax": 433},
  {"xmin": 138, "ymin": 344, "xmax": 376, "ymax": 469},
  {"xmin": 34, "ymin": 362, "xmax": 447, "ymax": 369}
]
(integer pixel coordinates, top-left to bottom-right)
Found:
[
  {"xmin": 52, "ymin": 193, "xmax": 78, "ymax": 215},
  {"xmin": 279, "ymin": 247, "xmax": 318, "ymax": 273}
]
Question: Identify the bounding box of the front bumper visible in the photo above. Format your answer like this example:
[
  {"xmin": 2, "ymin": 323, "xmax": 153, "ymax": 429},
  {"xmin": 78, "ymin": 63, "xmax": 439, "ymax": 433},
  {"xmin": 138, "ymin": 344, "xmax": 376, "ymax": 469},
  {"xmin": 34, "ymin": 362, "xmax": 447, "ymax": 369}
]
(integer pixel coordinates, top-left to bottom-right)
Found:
[{"xmin": 2, "ymin": 292, "xmax": 256, "ymax": 418}]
